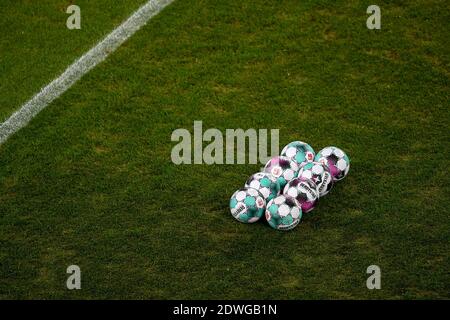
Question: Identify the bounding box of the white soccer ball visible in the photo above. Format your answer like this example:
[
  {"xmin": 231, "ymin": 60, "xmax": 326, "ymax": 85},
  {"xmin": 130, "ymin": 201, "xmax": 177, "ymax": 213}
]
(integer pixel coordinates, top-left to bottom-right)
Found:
[
  {"xmin": 245, "ymin": 172, "xmax": 280, "ymax": 202},
  {"xmin": 315, "ymin": 146, "xmax": 350, "ymax": 181},
  {"xmin": 280, "ymin": 141, "xmax": 315, "ymax": 166},
  {"xmin": 229, "ymin": 187, "xmax": 266, "ymax": 223},
  {"xmin": 283, "ymin": 177, "xmax": 319, "ymax": 213},
  {"xmin": 263, "ymin": 156, "xmax": 300, "ymax": 189},
  {"xmin": 298, "ymin": 162, "xmax": 333, "ymax": 197},
  {"xmin": 265, "ymin": 195, "xmax": 302, "ymax": 231}
]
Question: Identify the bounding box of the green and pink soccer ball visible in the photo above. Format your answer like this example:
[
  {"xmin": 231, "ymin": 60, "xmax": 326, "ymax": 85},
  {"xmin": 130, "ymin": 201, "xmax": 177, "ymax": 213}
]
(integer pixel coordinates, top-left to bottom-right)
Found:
[
  {"xmin": 229, "ymin": 187, "xmax": 266, "ymax": 223},
  {"xmin": 315, "ymin": 146, "xmax": 350, "ymax": 181},
  {"xmin": 298, "ymin": 161, "xmax": 334, "ymax": 197},
  {"xmin": 265, "ymin": 195, "xmax": 302, "ymax": 231},
  {"xmin": 245, "ymin": 172, "xmax": 280, "ymax": 202},
  {"xmin": 283, "ymin": 177, "xmax": 319, "ymax": 213},
  {"xmin": 281, "ymin": 141, "xmax": 315, "ymax": 166},
  {"xmin": 263, "ymin": 156, "xmax": 299, "ymax": 189}
]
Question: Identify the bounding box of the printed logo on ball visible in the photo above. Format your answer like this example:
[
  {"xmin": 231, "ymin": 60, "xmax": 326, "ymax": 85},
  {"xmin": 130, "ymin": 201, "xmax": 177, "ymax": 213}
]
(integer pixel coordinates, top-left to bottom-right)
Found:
[
  {"xmin": 298, "ymin": 183, "xmax": 315, "ymax": 199},
  {"xmin": 278, "ymin": 219, "xmax": 300, "ymax": 231},
  {"xmin": 318, "ymin": 172, "xmax": 331, "ymax": 193},
  {"xmin": 256, "ymin": 197, "xmax": 265, "ymax": 209},
  {"xmin": 306, "ymin": 152, "xmax": 314, "ymax": 161},
  {"xmin": 271, "ymin": 166, "xmax": 282, "ymax": 177},
  {"xmin": 323, "ymin": 171, "xmax": 331, "ymax": 183},
  {"xmin": 231, "ymin": 203, "xmax": 246, "ymax": 217}
]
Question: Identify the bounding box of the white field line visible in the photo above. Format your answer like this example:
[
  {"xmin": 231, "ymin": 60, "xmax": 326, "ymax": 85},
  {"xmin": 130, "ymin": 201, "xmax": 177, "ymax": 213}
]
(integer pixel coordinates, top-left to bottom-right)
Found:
[{"xmin": 0, "ymin": 0, "xmax": 174, "ymax": 145}]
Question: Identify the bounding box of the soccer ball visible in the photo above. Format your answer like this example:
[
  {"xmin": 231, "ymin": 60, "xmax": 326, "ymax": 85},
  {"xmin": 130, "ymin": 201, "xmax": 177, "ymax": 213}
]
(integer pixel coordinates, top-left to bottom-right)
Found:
[
  {"xmin": 230, "ymin": 187, "xmax": 266, "ymax": 223},
  {"xmin": 265, "ymin": 195, "xmax": 302, "ymax": 231},
  {"xmin": 283, "ymin": 177, "xmax": 319, "ymax": 213},
  {"xmin": 298, "ymin": 162, "xmax": 333, "ymax": 197},
  {"xmin": 245, "ymin": 172, "xmax": 280, "ymax": 202},
  {"xmin": 264, "ymin": 156, "xmax": 300, "ymax": 189},
  {"xmin": 281, "ymin": 141, "xmax": 315, "ymax": 166},
  {"xmin": 315, "ymin": 146, "xmax": 350, "ymax": 181}
]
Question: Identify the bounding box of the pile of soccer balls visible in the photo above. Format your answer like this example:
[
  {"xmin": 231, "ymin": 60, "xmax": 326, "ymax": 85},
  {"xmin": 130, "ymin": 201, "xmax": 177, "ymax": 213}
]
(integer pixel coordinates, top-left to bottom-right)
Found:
[{"xmin": 229, "ymin": 141, "xmax": 350, "ymax": 231}]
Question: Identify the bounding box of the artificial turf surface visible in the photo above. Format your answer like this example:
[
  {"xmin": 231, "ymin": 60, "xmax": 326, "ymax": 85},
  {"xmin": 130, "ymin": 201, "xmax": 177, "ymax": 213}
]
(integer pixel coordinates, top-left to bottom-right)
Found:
[{"xmin": 0, "ymin": 0, "xmax": 449, "ymax": 299}]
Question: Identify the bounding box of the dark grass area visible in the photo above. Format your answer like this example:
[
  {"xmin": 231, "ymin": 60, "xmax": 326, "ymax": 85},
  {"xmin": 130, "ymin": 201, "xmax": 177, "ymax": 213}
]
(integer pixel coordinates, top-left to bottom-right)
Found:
[
  {"xmin": 0, "ymin": 0, "xmax": 148, "ymax": 121},
  {"xmin": 0, "ymin": 0, "xmax": 449, "ymax": 299}
]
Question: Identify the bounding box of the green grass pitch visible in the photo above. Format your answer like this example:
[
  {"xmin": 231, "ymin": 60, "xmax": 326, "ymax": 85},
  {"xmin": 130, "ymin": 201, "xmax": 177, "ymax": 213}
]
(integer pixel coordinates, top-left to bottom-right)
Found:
[{"xmin": 0, "ymin": 0, "xmax": 449, "ymax": 299}]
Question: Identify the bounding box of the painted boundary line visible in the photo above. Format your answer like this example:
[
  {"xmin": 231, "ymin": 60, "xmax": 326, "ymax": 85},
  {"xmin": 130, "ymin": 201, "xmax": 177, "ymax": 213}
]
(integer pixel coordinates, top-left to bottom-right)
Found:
[{"xmin": 0, "ymin": 0, "xmax": 174, "ymax": 145}]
